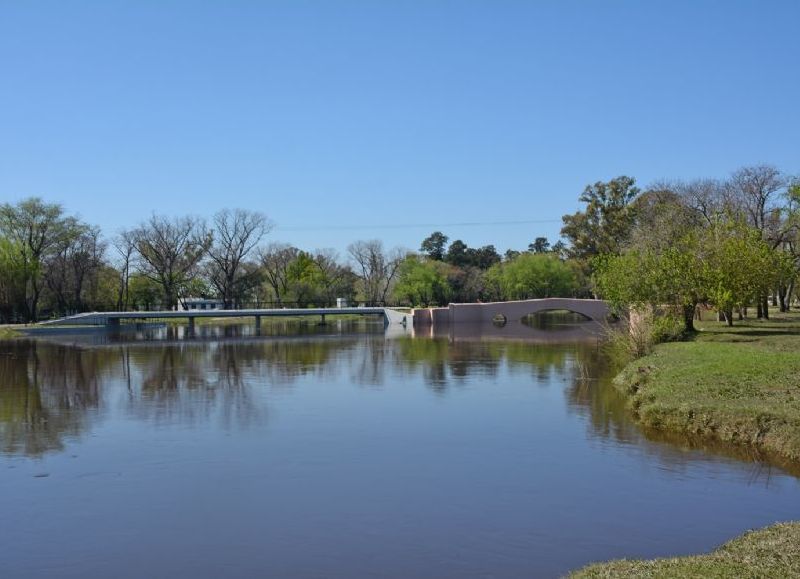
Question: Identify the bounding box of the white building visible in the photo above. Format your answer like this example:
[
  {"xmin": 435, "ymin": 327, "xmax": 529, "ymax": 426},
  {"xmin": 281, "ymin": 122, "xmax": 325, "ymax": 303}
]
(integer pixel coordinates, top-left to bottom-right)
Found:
[{"xmin": 178, "ymin": 297, "xmax": 225, "ymax": 311}]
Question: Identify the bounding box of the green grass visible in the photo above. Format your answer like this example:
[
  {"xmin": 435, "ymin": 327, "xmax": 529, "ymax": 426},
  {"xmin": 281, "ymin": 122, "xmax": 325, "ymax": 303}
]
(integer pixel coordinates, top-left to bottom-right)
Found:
[
  {"xmin": 569, "ymin": 522, "xmax": 800, "ymax": 578},
  {"xmin": 614, "ymin": 309, "xmax": 800, "ymax": 462},
  {"xmin": 0, "ymin": 326, "xmax": 21, "ymax": 339}
]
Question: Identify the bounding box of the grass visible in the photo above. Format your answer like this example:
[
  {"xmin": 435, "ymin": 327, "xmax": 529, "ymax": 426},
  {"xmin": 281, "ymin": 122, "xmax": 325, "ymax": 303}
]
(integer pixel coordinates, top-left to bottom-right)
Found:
[
  {"xmin": 569, "ymin": 522, "xmax": 800, "ymax": 578},
  {"xmin": 614, "ymin": 309, "xmax": 800, "ymax": 463},
  {"xmin": 0, "ymin": 325, "xmax": 21, "ymax": 339}
]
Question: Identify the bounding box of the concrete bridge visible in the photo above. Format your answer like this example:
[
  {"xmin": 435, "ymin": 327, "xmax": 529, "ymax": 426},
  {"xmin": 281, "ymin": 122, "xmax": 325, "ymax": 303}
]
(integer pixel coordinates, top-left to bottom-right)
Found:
[
  {"xmin": 413, "ymin": 298, "xmax": 611, "ymax": 327},
  {"xmin": 41, "ymin": 307, "xmax": 411, "ymax": 330}
]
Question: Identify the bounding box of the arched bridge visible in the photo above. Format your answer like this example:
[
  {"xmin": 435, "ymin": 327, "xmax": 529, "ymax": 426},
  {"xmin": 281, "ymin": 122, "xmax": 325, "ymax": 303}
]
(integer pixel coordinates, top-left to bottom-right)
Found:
[{"xmin": 413, "ymin": 298, "xmax": 611, "ymax": 327}]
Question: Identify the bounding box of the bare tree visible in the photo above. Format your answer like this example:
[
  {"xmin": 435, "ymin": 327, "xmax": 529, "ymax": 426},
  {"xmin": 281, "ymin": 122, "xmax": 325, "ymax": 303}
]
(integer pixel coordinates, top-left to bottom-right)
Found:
[
  {"xmin": 258, "ymin": 243, "xmax": 299, "ymax": 306},
  {"xmin": 112, "ymin": 230, "xmax": 137, "ymax": 310},
  {"xmin": 671, "ymin": 178, "xmax": 730, "ymax": 225},
  {"xmin": 132, "ymin": 215, "xmax": 211, "ymax": 309},
  {"xmin": 207, "ymin": 209, "xmax": 272, "ymax": 308},
  {"xmin": 313, "ymin": 249, "xmax": 356, "ymax": 306},
  {"xmin": 347, "ymin": 240, "xmax": 404, "ymax": 305},
  {"xmin": 727, "ymin": 165, "xmax": 787, "ymax": 239}
]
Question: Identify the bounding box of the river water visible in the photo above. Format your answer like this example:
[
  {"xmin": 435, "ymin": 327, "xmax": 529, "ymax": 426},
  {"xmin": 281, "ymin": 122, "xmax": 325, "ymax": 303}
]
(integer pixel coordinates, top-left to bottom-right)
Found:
[{"xmin": 1, "ymin": 320, "xmax": 799, "ymax": 578}]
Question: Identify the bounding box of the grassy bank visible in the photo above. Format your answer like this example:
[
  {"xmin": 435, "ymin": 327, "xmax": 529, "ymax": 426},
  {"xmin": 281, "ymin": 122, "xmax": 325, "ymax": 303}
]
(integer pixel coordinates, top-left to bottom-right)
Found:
[
  {"xmin": 569, "ymin": 522, "xmax": 800, "ymax": 578},
  {"xmin": 614, "ymin": 310, "xmax": 800, "ymax": 462},
  {"xmin": 572, "ymin": 311, "xmax": 800, "ymax": 576},
  {"xmin": 0, "ymin": 326, "xmax": 20, "ymax": 339}
]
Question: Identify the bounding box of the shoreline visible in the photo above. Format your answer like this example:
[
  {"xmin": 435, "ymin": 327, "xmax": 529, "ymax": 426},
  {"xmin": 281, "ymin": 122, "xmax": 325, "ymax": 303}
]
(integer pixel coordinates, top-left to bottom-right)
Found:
[
  {"xmin": 569, "ymin": 522, "xmax": 800, "ymax": 577},
  {"xmin": 570, "ymin": 310, "xmax": 800, "ymax": 576}
]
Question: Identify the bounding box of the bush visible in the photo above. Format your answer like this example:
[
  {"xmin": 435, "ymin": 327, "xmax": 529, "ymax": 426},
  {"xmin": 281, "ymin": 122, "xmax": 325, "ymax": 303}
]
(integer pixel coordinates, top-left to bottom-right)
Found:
[
  {"xmin": 650, "ymin": 312, "xmax": 685, "ymax": 343},
  {"xmin": 604, "ymin": 310, "xmax": 686, "ymax": 367}
]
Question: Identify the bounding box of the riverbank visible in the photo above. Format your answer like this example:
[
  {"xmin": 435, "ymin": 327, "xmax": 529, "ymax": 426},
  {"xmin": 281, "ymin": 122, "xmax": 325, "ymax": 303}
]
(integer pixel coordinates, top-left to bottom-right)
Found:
[
  {"xmin": 569, "ymin": 522, "xmax": 800, "ymax": 577},
  {"xmin": 614, "ymin": 309, "xmax": 800, "ymax": 463},
  {"xmin": 570, "ymin": 311, "xmax": 800, "ymax": 576}
]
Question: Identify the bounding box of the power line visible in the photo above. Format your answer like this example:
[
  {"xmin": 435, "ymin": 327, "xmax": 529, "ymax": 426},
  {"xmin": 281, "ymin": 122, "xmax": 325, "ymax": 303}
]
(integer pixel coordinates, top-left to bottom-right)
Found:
[{"xmin": 275, "ymin": 218, "xmax": 562, "ymax": 232}]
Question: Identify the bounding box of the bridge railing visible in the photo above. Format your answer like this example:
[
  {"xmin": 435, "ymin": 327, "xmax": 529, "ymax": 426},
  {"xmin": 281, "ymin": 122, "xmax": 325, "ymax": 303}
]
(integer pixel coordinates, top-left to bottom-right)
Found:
[{"xmin": 37, "ymin": 301, "xmax": 407, "ymax": 321}]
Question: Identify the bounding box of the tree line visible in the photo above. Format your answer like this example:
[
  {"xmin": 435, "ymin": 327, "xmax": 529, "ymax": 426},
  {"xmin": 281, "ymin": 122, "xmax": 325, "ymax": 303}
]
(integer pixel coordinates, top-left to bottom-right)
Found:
[{"xmin": 1, "ymin": 163, "xmax": 797, "ymax": 323}]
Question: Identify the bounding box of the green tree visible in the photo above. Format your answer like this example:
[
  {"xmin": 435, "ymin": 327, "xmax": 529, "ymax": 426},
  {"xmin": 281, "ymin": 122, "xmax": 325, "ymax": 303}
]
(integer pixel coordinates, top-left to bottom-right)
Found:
[
  {"xmin": 0, "ymin": 237, "xmax": 29, "ymax": 322},
  {"xmin": 420, "ymin": 231, "xmax": 449, "ymax": 261},
  {"xmin": 393, "ymin": 255, "xmax": 452, "ymax": 306},
  {"xmin": 528, "ymin": 237, "xmax": 550, "ymax": 253},
  {"xmin": 486, "ymin": 253, "xmax": 577, "ymax": 300},
  {"xmin": 0, "ymin": 198, "xmax": 79, "ymax": 321},
  {"xmin": 561, "ymin": 176, "xmax": 640, "ymax": 260}
]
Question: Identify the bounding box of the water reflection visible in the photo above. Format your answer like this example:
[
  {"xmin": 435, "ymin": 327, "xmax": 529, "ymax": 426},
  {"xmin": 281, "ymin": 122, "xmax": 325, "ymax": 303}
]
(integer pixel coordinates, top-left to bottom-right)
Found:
[
  {"xmin": 2, "ymin": 325, "xmax": 797, "ymax": 476},
  {"xmin": 0, "ymin": 340, "xmax": 102, "ymax": 456}
]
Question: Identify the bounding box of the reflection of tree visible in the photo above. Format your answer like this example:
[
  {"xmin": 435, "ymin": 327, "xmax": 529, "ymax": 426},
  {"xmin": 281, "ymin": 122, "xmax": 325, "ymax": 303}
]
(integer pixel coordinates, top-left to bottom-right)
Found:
[
  {"xmin": 395, "ymin": 338, "xmax": 580, "ymax": 391},
  {"xmin": 0, "ymin": 340, "xmax": 106, "ymax": 457},
  {"xmin": 125, "ymin": 337, "xmax": 363, "ymax": 427},
  {"xmin": 562, "ymin": 345, "xmax": 641, "ymax": 443}
]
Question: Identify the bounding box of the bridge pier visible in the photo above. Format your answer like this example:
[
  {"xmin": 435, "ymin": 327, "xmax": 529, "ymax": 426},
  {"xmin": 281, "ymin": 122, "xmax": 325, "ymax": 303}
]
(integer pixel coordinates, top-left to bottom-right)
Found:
[
  {"xmin": 319, "ymin": 314, "xmax": 327, "ymax": 325},
  {"xmin": 107, "ymin": 317, "xmax": 120, "ymax": 328},
  {"xmin": 188, "ymin": 317, "xmax": 195, "ymax": 333},
  {"xmin": 254, "ymin": 315, "xmax": 261, "ymax": 333}
]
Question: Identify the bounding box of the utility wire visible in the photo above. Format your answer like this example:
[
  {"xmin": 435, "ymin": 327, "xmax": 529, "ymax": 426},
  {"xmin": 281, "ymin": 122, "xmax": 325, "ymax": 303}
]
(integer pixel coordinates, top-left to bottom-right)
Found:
[{"xmin": 275, "ymin": 218, "xmax": 562, "ymax": 232}]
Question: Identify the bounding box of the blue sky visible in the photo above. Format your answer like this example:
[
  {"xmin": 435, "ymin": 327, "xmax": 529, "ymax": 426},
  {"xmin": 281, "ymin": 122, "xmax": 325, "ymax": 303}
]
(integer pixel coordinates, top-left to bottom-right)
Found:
[{"xmin": 1, "ymin": 1, "xmax": 798, "ymax": 255}]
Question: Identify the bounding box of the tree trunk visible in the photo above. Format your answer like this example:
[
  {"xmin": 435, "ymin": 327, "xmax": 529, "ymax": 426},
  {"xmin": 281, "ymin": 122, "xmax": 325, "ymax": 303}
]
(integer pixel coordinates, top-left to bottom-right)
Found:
[
  {"xmin": 682, "ymin": 304, "xmax": 696, "ymax": 333},
  {"xmin": 756, "ymin": 301, "xmax": 763, "ymax": 319},
  {"xmin": 787, "ymin": 280, "xmax": 795, "ymax": 310},
  {"xmin": 762, "ymin": 295, "xmax": 770, "ymax": 319},
  {"xmin": 725, "ymin": 309, "xmax": 734, "ymax": 326},
  {"xmin": 778, "ymin": 285, "xmax": 788, "ymax": 313},
  {"xmin": 718, "ymin": 310, "xmax": 725, "ymax": 322},
  {"xmin": 772, "ymin": 292, "xmax": 778, "ymax": 307}
]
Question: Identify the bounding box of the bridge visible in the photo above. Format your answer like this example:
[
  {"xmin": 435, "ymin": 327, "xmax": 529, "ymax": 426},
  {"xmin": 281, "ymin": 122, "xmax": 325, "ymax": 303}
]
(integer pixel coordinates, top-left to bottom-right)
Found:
[
  {"xmin": 413, "ymin": 298, "xmax": 611, "ymax": 327},
  {"xmin": 40, "ymin": 307, "xmax": 411, "ymax": 330}
]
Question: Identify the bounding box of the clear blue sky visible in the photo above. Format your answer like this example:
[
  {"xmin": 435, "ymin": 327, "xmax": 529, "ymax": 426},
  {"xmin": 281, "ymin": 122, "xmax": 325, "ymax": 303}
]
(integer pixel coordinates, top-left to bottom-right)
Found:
[{"xmin": 1, "ymin": 1, "xmax": 798, "ymax": 255}]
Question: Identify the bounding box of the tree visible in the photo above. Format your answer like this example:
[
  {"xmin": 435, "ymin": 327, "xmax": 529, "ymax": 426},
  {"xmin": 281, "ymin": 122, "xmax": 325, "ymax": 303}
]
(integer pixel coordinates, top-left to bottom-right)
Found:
[
  {"xmin": 132, "ymin": 215, "xmax": 211, "ymax": 309},
  {"xmin": 112, "ymin": 230, "xmax": 137, "ymax": 310},
  {"xmin": 594, "ymin": 243, "xmax": 705, "ymax": 333},
  {"xmin": 43, "ymin": 224, "xmax": 105, "ymax": 314},
  {"xmin": 258, "ymin": 243, "xmax": 299, "ymax": 306},
  {"xmin": 445, "ymin": 239, "xmax": 469, "ymax": 267},
  {"xmin": 0, "ymin": 237, "xmax": 28, "ymax": 322},
  {"xmin": 561, "ymin": 176, "xmax": 640, "ymax": 260},
  {"xmin": 594, "ymin": 220, "xmax": 789, "ymax": 329},
  {"xmin": 347, "ymin": 240, "xmax": 403, "ymax": 305},
  {"xmin": 486, "ymin": 253, "xmax": 578, "ymax": 300},
  {"xmin": 699, "ymin": 220, "xmax": 789, "ymax": 325},
  {"xmin": 313, "ymin": 249, "xmax": 357, "ymax": 306},
  {"xmin": 420, "ymin": 231, "xmax": 448, "ymax": 261},
  {"xmin": 0, "ymin": 198, "xmax": 77, "ymax": 321},
  {"xmin": 207, "ymin": 209, "xmax": 271, "ymax": 308},
  {"xmin": 393, "ymin": 255, "xmax": 452, "ymax": 306},
  {"xmin": 726, "ymin": 165, "xmax": 790, "ymax": 318},
  {"xmin": 528, "ymin": 237, "xmax": 550, "ymax": 253},
  {"xmin": 445, "ymin": 240, "xmax": 500, "ymax": 269}
]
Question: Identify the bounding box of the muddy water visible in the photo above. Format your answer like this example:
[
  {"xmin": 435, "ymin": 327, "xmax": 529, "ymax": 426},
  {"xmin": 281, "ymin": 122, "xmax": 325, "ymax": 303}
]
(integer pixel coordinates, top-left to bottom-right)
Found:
[{"xmin": 1, "ymin": 321, "xmax": 798, "ymax": 578}]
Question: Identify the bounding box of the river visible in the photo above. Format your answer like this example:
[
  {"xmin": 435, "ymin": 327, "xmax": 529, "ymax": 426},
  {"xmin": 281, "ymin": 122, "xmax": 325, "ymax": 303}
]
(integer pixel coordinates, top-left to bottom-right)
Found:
[{"xmin": 1, "ymin": 319, "xmax": 798, "ymax": 578}]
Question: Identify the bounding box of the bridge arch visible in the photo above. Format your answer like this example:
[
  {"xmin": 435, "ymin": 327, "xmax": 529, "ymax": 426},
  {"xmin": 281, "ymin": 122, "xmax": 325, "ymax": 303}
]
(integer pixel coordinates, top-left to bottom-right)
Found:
[{"xmin": 448, "ymin": 298, "xmax": 610, "ymax": 325}]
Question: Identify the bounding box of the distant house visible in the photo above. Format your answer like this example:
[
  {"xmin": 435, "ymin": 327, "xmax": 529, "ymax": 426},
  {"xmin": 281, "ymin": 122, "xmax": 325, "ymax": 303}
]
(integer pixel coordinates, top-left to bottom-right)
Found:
[{"xmin": 178, "ymin": 297, "xmax": 225, "ymax": 311}]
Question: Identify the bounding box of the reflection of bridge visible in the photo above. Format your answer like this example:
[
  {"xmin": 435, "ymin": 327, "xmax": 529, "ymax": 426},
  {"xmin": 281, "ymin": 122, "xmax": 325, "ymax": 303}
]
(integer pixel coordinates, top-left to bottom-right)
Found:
[
  {"xmin": 41, "ymin": 307, "xmax": 411, "ymax": 329},
  {"xmin": 413, "ymin": 298, "xmax": 611, "ymax": 327}
]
